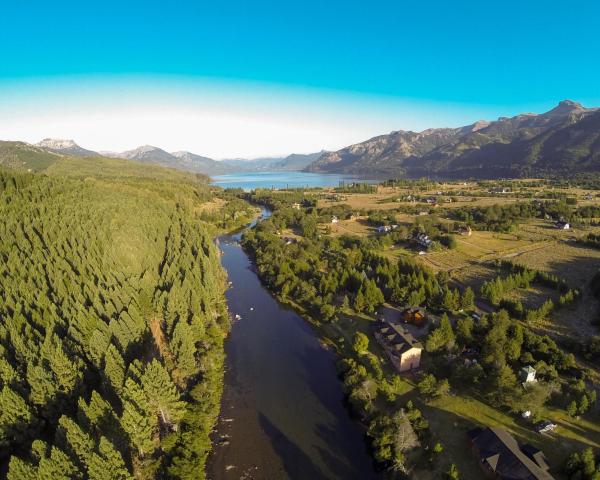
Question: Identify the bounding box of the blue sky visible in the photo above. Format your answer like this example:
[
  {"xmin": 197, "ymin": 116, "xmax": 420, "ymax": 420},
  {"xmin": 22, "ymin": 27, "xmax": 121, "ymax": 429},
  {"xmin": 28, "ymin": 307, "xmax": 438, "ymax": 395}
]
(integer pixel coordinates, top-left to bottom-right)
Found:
[{"xmin": 0, "ymin": 0, "xmax": 599, "ymax": 157}]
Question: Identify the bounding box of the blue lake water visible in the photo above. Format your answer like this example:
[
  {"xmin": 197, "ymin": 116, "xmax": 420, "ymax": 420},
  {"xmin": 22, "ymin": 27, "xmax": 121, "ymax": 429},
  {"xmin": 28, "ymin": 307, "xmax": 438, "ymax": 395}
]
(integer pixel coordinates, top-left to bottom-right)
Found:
[{"xmin": 211, "ymin": 171, "xmax": 377, "ymax": 190}]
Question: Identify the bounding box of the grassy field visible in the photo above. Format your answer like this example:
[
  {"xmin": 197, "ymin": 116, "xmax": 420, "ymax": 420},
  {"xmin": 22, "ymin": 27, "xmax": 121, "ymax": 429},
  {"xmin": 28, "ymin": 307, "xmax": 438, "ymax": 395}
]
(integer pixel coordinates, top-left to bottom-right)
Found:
[{"xmin": 415, "ymin": 394, "xmax": 600, "ymax": 480}]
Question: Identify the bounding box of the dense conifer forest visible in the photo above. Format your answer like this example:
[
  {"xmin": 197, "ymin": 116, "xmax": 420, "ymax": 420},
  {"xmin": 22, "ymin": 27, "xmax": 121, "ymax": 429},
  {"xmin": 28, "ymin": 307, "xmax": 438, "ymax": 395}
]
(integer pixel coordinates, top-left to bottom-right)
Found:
[{"xmin": 0, "ymin": 162, "xmax": 245, "ymax": 479}]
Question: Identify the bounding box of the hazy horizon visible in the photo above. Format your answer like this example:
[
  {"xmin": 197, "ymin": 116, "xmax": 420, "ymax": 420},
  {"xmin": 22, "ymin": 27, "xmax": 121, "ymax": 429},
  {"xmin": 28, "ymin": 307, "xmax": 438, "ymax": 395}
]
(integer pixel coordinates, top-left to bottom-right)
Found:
[
  {"xmin": 1, "ymin": 77, "xmax": 593, "ymax": 160},
  {"xmin": 1, "ymin": 1, "xmax": 599, "ymax": 158}
]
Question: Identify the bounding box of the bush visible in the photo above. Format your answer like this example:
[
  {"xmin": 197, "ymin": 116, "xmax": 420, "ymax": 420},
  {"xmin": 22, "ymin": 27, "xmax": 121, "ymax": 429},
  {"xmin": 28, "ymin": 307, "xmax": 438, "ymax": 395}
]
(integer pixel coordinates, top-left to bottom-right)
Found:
[
  {"xmin": 439, "ymin": 234, "xmax": 458, "ymax": 249},
  {"xmin": 352, "ymin": 332, "xmax": 369, "ymax": 354}
]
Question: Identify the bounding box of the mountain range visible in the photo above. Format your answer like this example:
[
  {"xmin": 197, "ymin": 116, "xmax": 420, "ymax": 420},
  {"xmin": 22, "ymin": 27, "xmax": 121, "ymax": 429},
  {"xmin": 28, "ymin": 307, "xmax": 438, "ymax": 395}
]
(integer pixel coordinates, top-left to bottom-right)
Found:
[
  {"xmin": 306, "ymin": 100, "xmax": 600, "ymax": 178},
  {"xmin": 7, "ymin": 100, "xmax": 600, "ymax": 179},
  {"xmin": 30, "ymin": 141, "xmax": 323, "ymax": 176}
]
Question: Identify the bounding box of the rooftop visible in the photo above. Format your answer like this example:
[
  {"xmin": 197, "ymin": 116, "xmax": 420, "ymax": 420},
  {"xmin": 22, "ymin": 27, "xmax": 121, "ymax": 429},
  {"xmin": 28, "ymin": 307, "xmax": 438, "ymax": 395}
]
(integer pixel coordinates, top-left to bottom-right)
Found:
[
  {"xmin": 469, "ymin": 427, "xmax": 554, "ymax": 480},
  {"xmin": 377, "ymin": 319, "xmax": 423, "ymax": 353}
]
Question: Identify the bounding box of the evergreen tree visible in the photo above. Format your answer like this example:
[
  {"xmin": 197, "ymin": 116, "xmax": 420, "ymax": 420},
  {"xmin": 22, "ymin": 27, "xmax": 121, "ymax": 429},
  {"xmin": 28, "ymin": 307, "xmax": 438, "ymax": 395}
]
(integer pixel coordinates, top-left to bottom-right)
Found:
[
  {"xmin": 121, "ymin": 378, "xmax": 156, "ymax": 457},
  {"xmin": 0, "ymin": 386, "xmax": 33, "ymax": 448},
  {"xmin": 7, "ymin": 457, "xmax": 36, "ymax": 480},
  {"xmin": 86, "ymin": 437, "xmax": 132, "ymax": 480},
  {"xmin": 37, "ymin": 447, "xmax": 80, "ymax": 480},
  {"xmin": 460, "ymin": 287, "xmax": 475, "ymax": 310},
  {"xmin": 56, "ymin": 415, "xmax": 95, "ymax": 471},
  {"xmin": 353, "ymin": 289, "xmax": 366, "ymax": 313},
  {"xmin": 141, "ymin": 360, "xmax": 186, "ymax": 429},
  {"xmin": 103, "ymin": 344, "xmax": 126, "ymax": 394}
]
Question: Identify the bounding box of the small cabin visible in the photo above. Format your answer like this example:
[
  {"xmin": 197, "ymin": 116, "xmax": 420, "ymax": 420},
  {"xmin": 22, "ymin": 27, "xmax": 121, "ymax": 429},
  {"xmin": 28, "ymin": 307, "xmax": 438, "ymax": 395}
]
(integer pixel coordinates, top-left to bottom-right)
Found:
[
  {"xmin": 555, "ymin": 220, "xmax": 570, "ymax": 230},
  {"xmin": 458, "ymin": 225, "xmax": 472, "ymax": 236},
  {"xmin": 412, "ymin": 232, "xmax": 433, "ymax": 249},
  {"xmin": 520, "ymin": 365, "xmax": 537, "ymax": 383}
]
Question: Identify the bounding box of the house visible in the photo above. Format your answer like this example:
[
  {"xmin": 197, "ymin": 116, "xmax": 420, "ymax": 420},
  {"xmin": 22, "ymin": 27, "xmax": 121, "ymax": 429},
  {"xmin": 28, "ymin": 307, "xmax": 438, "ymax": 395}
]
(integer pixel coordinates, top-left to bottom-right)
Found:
[
  {"xmin": 282, "ymin": 237, "xmax": 297, "ymax": 245},
  {"xmin": 520, "ymin": 365, "xmax": 537, "ymax": 384},
  {"xmin": 374, "ymin": 319, "xmax": 423, "ymax": 372},
  {"xmin": 555, "ymin": 220, "xmax": 570, "ymax": 230},
  {"xmin": 468, "ymin": 427, "xmax": 554, "ymax": 479},
  {"xmin": 535, "ymin": 421, "xmax": 557, "ymax": 434},
  {"xmin": 412, "ymin": 232, "xmax": 433, "ymax": 249},
  {"xmin": 331, "ymin": 216, "xmax": 339, "ymax": 224},
  {"xmin": 489, "ymin": 187, "xmax": 510, "ymax": 194},
  {"xmin": 458, "ymin": 225, "xmax": 472, "ymax": 236},
  {"xmin": 291, "ymin": 202, "xmax": 301, "ymax": 210},
  {"xmin": 401, "ymin": 307, "xmax": 426, "ymax": 327}
]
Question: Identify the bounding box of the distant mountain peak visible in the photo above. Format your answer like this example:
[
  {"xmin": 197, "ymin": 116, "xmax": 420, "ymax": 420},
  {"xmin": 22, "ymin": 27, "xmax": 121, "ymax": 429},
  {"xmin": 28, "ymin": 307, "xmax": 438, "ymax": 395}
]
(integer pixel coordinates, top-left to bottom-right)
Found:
[
  {"xmin": 131, "ymin": 145, "xmax": 162, "ymax": 153},
  {"xmin": 36, "ymin": 138, "xmax": 98, "ymax": 157},
  {"xmin": 37, "ymin": 138, "xmax": 79, "ymax": 149},
  {"xmin": 546, "ymin": 99, "xmax": 585, "ymax": 115},
  {"xmin": 120, "ymin": 145, "xmax": 171, "ymax": 160},
  {"xmin": 171, "ymin": 151, "xmax": 191, "ymax": 158}
]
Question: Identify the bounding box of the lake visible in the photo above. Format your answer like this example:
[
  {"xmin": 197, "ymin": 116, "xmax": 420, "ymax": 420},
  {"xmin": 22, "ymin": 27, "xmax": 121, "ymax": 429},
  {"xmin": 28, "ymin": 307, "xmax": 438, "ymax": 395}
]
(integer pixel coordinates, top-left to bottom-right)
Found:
[{"xmin": 211, "ymin": 171, "xmax": 377, "ymax": 190}]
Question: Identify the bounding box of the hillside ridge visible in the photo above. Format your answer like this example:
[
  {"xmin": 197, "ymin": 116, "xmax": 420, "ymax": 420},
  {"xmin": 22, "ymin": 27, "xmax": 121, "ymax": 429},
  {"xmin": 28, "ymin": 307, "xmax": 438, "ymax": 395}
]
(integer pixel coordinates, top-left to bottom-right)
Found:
[{"xmin": 306, "ymin": 100, "xmax": 600, "ymax": 178}]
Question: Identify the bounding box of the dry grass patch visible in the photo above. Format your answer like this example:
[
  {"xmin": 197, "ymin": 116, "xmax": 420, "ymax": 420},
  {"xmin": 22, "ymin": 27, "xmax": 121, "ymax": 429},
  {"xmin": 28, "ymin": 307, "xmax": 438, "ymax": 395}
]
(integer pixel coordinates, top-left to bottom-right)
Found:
[{"xmin": 513, "ymin": 242, "xmax": 600, "ymax": 288}]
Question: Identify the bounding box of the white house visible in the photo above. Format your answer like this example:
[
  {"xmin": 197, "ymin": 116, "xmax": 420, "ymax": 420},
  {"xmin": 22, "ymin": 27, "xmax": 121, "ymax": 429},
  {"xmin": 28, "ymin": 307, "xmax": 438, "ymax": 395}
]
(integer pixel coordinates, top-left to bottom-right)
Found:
[{"xmin": 520, "ymin": 365, "xmax": 537, "ymax": 383}]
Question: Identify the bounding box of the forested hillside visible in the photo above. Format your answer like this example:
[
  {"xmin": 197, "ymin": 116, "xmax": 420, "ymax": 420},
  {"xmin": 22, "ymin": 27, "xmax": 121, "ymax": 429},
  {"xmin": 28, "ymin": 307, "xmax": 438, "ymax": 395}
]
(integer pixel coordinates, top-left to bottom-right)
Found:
[{"xmin": 0, "ymin": 164, "xmax": 239, "ymax": 479}]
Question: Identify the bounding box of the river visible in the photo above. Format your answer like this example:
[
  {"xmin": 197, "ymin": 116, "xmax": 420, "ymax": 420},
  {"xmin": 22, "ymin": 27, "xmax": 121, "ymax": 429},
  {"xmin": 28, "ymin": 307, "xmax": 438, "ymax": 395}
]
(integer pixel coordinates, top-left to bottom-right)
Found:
[{"xmin": 207, "ymin": 210, "xmax": 379, "ymax": 480}]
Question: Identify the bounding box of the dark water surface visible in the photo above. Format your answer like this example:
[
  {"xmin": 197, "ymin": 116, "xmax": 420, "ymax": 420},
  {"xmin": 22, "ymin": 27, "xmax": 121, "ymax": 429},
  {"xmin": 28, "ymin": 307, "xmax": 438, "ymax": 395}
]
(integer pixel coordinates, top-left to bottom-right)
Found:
[{"xmin": 207, "ymin": 212, "xmax": 379, "ymax": 480}]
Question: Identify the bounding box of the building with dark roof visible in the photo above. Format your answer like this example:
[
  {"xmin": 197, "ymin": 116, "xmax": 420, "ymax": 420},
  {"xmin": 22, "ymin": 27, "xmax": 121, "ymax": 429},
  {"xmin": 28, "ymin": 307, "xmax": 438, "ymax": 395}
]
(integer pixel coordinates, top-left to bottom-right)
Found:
[
  {"xmin": 468, "ymin": 427, "xmax": 554, "ymax": 479},
  {"xmin": 374, "ymin": 319, "xmax": 422, "ymax": 372}
]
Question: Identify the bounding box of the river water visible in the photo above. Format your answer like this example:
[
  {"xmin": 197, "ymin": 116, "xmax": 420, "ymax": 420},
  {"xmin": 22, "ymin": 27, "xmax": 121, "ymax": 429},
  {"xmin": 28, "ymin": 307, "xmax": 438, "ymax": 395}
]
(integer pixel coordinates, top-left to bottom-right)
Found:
[{"xmin": 207, "ymin": 211, "xmax": 379, "ymax": 480}]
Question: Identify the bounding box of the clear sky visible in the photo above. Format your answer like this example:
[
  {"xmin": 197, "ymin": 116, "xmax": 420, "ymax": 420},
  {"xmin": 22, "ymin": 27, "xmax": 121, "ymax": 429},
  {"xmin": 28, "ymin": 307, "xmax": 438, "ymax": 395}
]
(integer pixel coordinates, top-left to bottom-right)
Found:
[{"xmin": 1, "ymin": 0, "xmax": 599, "ymax": 158}]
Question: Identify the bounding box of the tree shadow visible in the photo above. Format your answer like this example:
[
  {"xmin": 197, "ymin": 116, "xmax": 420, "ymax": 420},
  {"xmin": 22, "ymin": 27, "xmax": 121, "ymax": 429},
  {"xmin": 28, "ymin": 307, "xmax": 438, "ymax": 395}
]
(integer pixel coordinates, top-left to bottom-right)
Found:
[
  {"xmin": 258, "ymin": 413, "xmax": 329, "ymax": 480},
  {"xmin": 291, "ymin": 340, "xmax": 381, "ymax": 479}
]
